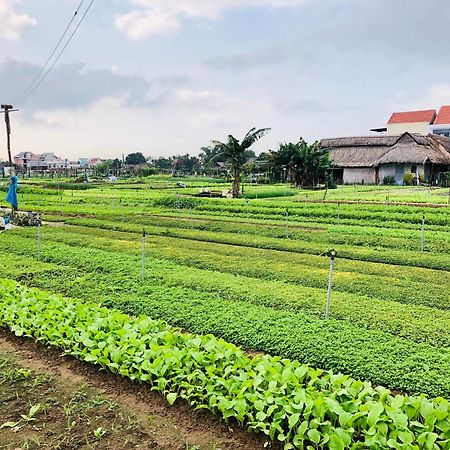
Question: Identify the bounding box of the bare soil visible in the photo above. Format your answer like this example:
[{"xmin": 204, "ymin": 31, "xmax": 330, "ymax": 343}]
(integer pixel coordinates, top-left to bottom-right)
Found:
[{"xmin": 0, "ymin": 329, "xmax": 274, "ymax": 450}]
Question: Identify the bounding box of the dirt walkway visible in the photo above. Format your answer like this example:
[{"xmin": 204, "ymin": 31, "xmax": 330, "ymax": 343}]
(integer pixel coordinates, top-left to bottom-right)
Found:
[{"xmin": 0, "ymin": 329, "xmax": 273, "ymax": 450}]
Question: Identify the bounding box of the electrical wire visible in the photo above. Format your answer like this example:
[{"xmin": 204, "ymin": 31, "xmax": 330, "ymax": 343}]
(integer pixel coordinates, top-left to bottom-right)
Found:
[
  {"xmin": 14, "ymin": 0, "xmax": 85, "ymax": 104},
  {"xmin": 17, "ymin": 0, "xmax": 95, "ymax": 106}
]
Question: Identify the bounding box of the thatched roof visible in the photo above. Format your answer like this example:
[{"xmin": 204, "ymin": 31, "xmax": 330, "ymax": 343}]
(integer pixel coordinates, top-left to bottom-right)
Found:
[
  {"xmin": 329, "ymin": 147, "xmax": 389, "ymax": 167},
  {"xmin": 321, "ymin": 136, "xmax": 397, "ymax": 148},
  {"xmin": 322, "ymin": 133, "xmax": 450, "ymax": 167}
]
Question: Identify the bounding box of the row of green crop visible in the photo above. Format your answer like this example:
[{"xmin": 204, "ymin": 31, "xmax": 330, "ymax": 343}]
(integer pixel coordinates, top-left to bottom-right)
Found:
[
  {"xmin": 19, "ymin": 178, "xmax": 450, "ymax": 200},
  {"xmin": 3, "ymin": 279, "xmax": 450, "ymax": 449},
  {"xmin": 15, "ymin": 224, "xmax": 448, "ymax": 310},
  {"xmin": 150, "ymin": 194, "xmax": 450, "ymax": 221},
  {"xmin": 19, "ymin": 188, "xmax": 450, "ymax": 231},
  {"xmin": 42, "ymin": 215, "xmax": 450, "ymax": 271},
  {"xmin": 59, "ymin": 220, "xmax": 447, "ymax": 284},
  {"xmin": 262, "ymin": 186, "xmax": 450, "ymax": 205},
  {"xmin": 2, "ymin": 235, "xmax": 450, "ymax": 397},
  {"xmin": 2, "ymin": 236, "xmax": 450, "ymax": 352},
  {"xmin": 38, "ymin": 206, "xmax": 450, "ymax": 254}
]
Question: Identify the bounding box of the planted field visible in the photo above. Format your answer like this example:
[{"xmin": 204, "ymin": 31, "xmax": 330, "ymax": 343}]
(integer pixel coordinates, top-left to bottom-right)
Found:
[{"xmin": 1, "ymin": 180, "xmax": 449, "ymax": 449}]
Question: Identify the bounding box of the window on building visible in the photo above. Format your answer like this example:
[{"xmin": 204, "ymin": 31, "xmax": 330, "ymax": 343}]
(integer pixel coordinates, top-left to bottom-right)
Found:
[
  {"xmin": 433, "ymin": 129, "xmax": 450, "ymax": 137},
  {"xmin": 411, "ymin": 165, "xmax": 417, "ymax": 174}
]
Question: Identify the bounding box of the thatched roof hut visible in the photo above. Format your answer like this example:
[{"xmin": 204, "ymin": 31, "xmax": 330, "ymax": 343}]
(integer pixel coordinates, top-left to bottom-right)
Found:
[
  {"xmin": 322, "ymin": 132, "xmax": 450, "ymax": 167},
  {"xmin": 321, "ymin": 132, "xmax": 450, "ymax": 184}
]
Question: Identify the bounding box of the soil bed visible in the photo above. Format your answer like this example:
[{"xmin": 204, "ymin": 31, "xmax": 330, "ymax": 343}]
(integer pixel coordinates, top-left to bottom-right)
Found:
[{"xmin": 0, "ymin": 329, "xmax": 273, "ymax": 450}]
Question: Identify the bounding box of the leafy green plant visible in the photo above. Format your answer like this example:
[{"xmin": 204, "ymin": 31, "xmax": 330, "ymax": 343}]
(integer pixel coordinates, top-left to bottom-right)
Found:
[
  {"xmin": 93, "ymin": 426, "xmax": 107, "ymax": 439},
  {"xmin": 2, "ymin": 279, "xmax": 450, "ymax": 449},
  {"xmin": 1, "ymin": 236, "xmax": 450, "ymax": 397},
  {"xmin": 21, "ymin": 404, "xmax": 41, "ymax": 422}
]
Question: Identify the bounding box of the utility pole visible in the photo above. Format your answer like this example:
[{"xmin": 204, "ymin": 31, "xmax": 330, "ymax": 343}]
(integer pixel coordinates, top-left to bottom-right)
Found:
[{"xmin": 1, "ymin": 104, "xmax": 18, "ymax": 171}]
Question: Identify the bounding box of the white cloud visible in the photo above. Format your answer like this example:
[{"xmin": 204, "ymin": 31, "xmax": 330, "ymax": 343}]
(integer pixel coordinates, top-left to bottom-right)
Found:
[
  {"xmin": 177, "ymin": 89, "xmax": 219, "ymax": 102},
  {"xmin": 425, "ymin": 84, "xmax": 450, "ymax": 106},
  {"xmin": 391, "ymin": 84, "xmax": 450, "ymax": 113},
  {"xmin": 0, "ymin": 0, "xmax": 36, "ymax": 41},
  {"xmin": 32, "ymin": 111, "xmax": 78, "ymax": 128},
  {"xmin": 115, "ymin": 0, "xmax": 307, "ymax": 40}
]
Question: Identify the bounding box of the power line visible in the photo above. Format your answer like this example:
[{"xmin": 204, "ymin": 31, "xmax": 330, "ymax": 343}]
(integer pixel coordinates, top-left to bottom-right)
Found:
[
  {"xmin": 15, "ymin": 0, "xmax": 85, "ymax": 104},
  {"xmin": 17, "ymin": 0, "xmax": 95, "ymax": 106}
]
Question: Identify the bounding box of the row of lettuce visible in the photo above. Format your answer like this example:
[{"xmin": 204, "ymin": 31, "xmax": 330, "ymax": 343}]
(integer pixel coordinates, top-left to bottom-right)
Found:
[
  {"xmin": 1, "ymin": 279, "xmax": 450, "ymax": 450},
  {"xmin": 2, "ymin": 232, "xmax": 450, "ymax": 397}
]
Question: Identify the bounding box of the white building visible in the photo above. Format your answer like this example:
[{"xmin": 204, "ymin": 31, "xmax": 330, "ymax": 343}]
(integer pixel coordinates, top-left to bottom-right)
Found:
[
  {"xmin": 387, "ymin": 110, "xmax": 436, "ymax": 135},
  {"xmin": 430, "ymin": 105, "xmax": 450, "ymax": 137}
]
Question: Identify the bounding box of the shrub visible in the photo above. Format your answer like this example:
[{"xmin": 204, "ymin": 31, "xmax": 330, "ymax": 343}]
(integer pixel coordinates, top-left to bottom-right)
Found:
[{"xmin": 403, "ymin": 173, "xmax": 415, "ymax": 186}]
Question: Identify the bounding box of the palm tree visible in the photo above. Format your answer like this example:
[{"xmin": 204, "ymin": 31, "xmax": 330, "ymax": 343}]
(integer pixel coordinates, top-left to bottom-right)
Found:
[
  {"xmin": 212, "ymin": 127, "xmax": 271, "ymax": 198},
  {"xmin": 264, "ymin": 139, "xmax": 330, "ymax": 187},
  {"xmin": 291, "ymin": 139, "xmax": 330, "ymax": 187}
]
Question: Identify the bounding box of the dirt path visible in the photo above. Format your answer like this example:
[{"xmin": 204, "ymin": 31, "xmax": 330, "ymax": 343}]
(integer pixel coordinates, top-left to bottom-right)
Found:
[{"xmin": 0, "ymin": 329, "xmax": 273, "ymax": 450}]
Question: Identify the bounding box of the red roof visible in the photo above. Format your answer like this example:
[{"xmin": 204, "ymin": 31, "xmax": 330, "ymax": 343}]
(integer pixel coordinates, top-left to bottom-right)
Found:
[
  {"xmin": 388, "ymin": 109, "xmax": 436, "ymax": 124},
  {"xmin": 434, "ymin": 105, "xmax": 450, "ymax": 125}
]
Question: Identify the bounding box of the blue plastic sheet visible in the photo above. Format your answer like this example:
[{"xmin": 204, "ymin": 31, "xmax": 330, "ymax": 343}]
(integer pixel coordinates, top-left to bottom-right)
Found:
[{"xmin": 6, "ymin": 175, "xmax": 18, "ymax": 209}]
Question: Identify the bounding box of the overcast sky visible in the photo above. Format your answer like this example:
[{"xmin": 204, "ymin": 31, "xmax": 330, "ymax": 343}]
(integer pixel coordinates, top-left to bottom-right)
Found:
[{"xmin": 1, "ymin": 0, "xmax": 450, "ymax": 160}]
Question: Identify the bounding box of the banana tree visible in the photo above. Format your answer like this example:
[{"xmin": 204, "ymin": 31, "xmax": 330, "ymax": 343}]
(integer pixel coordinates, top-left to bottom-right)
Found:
[{"xmin": 212, "ymin": 127, "xmax": 270, "ymax": 198}]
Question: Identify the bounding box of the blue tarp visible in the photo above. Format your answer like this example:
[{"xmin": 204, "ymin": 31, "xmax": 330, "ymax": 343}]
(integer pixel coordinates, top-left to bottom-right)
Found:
[{"xmin": 6, "ymin": 175, "xmax": 18, "ymax": 209}]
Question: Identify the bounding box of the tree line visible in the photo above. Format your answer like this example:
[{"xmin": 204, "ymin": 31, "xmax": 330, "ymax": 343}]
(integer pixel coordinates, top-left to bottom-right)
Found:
[{"xmin": 98, "ymin": 128, "xmax": 331, "ymax": 198}]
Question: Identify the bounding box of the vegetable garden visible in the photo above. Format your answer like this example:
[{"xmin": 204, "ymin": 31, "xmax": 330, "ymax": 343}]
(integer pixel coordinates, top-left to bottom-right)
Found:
[{"xmin": 0, "ymin": 180, "xmax": 449, "ymax": 449}]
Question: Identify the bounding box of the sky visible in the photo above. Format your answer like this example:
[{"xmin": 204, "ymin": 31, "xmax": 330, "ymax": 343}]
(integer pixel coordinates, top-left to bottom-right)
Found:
[{"xmin": 1, "ymin": 0, "xmax": 450, "ymax": 160}]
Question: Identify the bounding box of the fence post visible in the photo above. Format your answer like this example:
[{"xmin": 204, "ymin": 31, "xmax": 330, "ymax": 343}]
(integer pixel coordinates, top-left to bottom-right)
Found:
[
  {"xmin": 37, "ymin": 220, "xmax": 41, "ymax": 261},
  {"xmin": 325, "ymin": 249, "xmax": 337, "ymax": 319},
  {"xmin": 246, "ymin": 198, "xmax": 249, "ymax": 225},
  {"xmin": 285, "ymin": 208, "xmax": 289, "ymax": 239},
  {"xmin": 337, "ymin": 202, "xmax": 341, "ymax": 225},
  {"xmin": 176, "ymin": 194, "xmax": 181, "ymax": 220},
  {"xmin": 141, "ymin": 229, "xmax": 146, "ymax": 281},
  {"xmin": 420, "ymin": 214, "xmax": 425, "ymax": 252}
]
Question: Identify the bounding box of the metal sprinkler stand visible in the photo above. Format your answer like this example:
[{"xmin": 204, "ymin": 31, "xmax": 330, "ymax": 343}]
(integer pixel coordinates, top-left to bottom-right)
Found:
[
  {"xmin": 325, "ymin": 249, "xmax": 337, "ymax": 319},
  {"xmin": 141, "ymin": 229, "xmax": 146, "ymax": 281}
]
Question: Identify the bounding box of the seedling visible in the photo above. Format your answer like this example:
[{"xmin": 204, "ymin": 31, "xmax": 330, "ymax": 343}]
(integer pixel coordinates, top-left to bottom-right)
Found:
[
  {"xmin": 21, "ymin": 403, "xmax": 41, "ymax": 422},
  {"xmin": 93, "ymin": 426, "xmax": 107, "ymax": 439}
]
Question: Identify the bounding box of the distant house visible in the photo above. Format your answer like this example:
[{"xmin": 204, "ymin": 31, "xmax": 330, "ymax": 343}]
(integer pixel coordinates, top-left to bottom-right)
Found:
[
  {"xmin": 322, "ymin": 132, "xmax": 450, "ymax": 185},
  {"xmin": 14, "ymin": 152, "xmax": 70, "ymax": 171},
  {"xmin": 380, "ymin": 105, "xmax": 450, "ymax": 137},
  {"xmin": 88, "ymin": 158, "xmax": 103, "ymax": 168},
  {"xmin": 13, "ymin": 151, "xmax": 38, "ymax": 167},
  {"xmin": 430, "ymin": 105, "xmax": 450, "ymax": 138},
  {"xmin": 78, "ymin": 158, "xmax": 89, "ymax": 168},
  {"xmin": 387, "ymin": 110, "xmax": 436, "ymax": 136}
]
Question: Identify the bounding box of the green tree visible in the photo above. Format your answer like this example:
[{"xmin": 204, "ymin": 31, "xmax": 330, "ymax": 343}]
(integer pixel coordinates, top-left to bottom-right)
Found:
[
  {"xmin": 152, "ymin": 157, "xmax": 173, "ymax": 172},
  {"xmin": 265, "ymin": 139, "xmax": 330, "ymax": 187},
  {"xmin": 211, "ymin": 127, "xmax": 270, "ymax": 198},
  {"xmin": 173, "ymin": 154, "xmax": 201, "ymax": 174},
  {"xmin": 125, "ymin": 152, "xmax": 146, "ymax": 165},
  {"xmin": 291, "ymin": 139, "xmax": 330, "ymax": 187}
]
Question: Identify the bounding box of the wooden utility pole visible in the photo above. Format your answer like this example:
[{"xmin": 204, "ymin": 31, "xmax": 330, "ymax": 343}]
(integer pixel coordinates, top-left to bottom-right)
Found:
[{"xmin": 1, "ymin": 104, "xmax": 18, "ymax": 169}]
